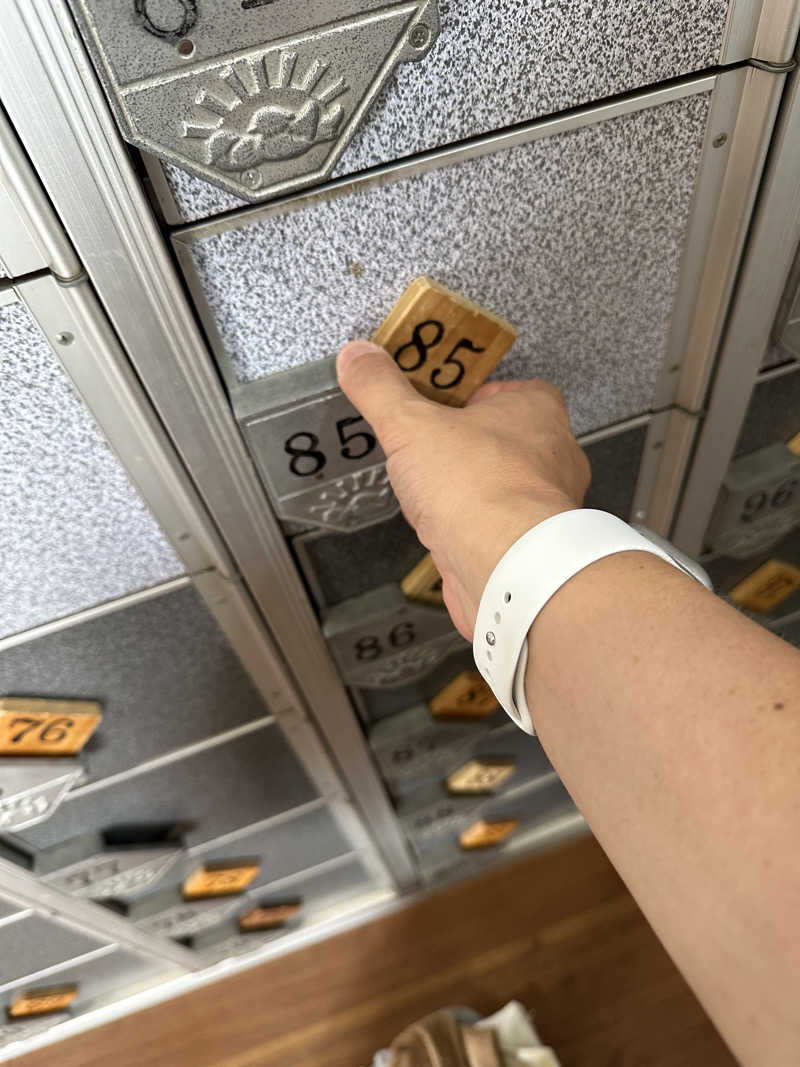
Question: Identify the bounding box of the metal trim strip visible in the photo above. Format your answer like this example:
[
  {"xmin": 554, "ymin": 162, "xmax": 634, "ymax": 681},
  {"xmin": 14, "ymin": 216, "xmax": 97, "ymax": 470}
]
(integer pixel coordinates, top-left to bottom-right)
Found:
[
  {"xmin": 0, "ymin": 577, "xmax": 193, "ymax": 654},
  {"xmin": 0, "ymin": 106, "xmax": 80, "ymax": 280},
  {"xmin": 674, "ymin": 68, "xmax": 800, "ymax": 554}
]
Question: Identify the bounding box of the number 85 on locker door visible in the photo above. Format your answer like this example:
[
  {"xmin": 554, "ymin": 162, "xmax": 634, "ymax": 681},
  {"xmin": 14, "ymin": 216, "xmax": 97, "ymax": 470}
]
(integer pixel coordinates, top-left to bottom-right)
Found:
[{"xmin": 235, "ymin": 277, "xmax": 517, "ymax": 532}]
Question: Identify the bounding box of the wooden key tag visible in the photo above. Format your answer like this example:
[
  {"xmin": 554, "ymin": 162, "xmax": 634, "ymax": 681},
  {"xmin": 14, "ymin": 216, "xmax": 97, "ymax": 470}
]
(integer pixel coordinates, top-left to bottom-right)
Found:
[
  {"xmin": 183, "ymin": 861, "xmax": 260, "ymax": 900},
  {"xmin": 447, "ymin": 759, "xmax": 515, "ymax": 795},
  {"xmin": 373, "ymin": 277, "xmax": 517, "ymax": 407},
  {"xmin": 238, "ymin": 900, "xmax": 302, "ymax": 933},
  {"xmin": 459, "ymin": 819, "xmax": 518, "ymax": 851},
  {"xmin": 429, "ymin": 670, "xmax": 500, "ymax": 720},
  {"xmin": 730, "ymin": 559, "xmax": 800, "ymax": 613},
  {"xmin": 8, "ymin": 985, "xmax": 78, "ymax": 1019},
  {"xmin": 401, "ymin": 553, "xmax": 444, "ymax": 607},
  {"xmin": 0, "ymin": 698, "xmax": 101, "ymax": 757}
]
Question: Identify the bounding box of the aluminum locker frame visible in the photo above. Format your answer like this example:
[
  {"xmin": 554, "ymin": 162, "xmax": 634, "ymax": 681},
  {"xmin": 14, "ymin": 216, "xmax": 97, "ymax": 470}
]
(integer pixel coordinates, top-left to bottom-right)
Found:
[
  {"xmin": 674, "ymin": 64, "xmax": 800, "ymax": 556},
  {"xmin": 0, "ymin": 1, "xmax": 416, "ymax": 889},
  {"xmin": 0, "ymin": 108, "xmax": 79, "ymax": 281}
]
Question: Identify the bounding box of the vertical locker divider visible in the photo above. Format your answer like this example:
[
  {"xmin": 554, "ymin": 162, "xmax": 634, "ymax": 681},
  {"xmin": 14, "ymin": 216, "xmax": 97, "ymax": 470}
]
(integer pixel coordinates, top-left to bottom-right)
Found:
[
  {"xmin": 0, "ymin": 0, "xmax": 419, "ymax": 889},
  {"xmin": 674, "ymin": 65, "xmax": 800, "ymax": 554}
]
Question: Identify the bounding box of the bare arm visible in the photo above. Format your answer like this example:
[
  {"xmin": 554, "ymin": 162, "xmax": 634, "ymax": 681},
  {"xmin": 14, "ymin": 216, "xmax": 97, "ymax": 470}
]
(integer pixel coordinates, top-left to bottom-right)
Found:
[{"xmin": 337, "ymin": 341, "xmax": 800, "ymax": 1067}]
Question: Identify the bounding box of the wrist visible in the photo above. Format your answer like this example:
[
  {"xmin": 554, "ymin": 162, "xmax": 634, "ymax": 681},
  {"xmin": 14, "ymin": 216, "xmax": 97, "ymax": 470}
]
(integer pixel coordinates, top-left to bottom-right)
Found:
[{"xmin": 459, "ymin": 492, "xmax": 579, "ymax": 622}]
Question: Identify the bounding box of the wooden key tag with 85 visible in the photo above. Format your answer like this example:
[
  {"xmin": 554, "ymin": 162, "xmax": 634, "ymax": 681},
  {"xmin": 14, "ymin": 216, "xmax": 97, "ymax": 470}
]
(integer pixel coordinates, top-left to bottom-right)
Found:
[{"xmin": 373, "ymin": 277, "xmax": 517, "ymax": 407}]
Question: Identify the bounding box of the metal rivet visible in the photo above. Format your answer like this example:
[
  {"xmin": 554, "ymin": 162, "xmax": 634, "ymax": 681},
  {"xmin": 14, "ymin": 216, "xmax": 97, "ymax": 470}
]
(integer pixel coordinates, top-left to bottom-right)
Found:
[
  {"xmin": 635, "ymin": 509, "xmax": 647, "ymax": 521},
  {"xmin": 409, "ymin": 23, "xmax": 430, "ymax": 48},
  {"xmin": 713, "ymin": 133, "xmax": 728, "ymax": 149},
  {"xmin": 56, "ymin": 331, "xmax": 74, "ymax": 345},
  {"xmin": 177, "ymin": 38, "xmax": 194, "ymax": 56},
  {"xmin": 504, "ymin": 592, "xmax": 511, "ymax": 603},
  {"xmin": 486, "ymin": 632, "xmax": 496, "ymax": 646},
  {"xmin": 652, "ymin": 441, "xmax": 664, "ymax": 451},
  {"xmin": 243, "ymin": 168, "xmax": 262, "ymax": 189},
  {"xmin": 669, "ymin": 363, "xmax": 680, "ymax": 374}
]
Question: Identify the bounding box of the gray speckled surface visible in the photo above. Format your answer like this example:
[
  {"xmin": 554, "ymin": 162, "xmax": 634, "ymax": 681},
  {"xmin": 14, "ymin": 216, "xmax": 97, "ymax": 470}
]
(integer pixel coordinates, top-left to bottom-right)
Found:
[
  {"xmin": 0, "ymin": 301, "xmax": 182, "ymax": 637},
  {"xmin": 187, "ymin": 94, "xmax": 709, "ymax": 435},
  {"xmin": 0, "ymin": 586, "xmax": 272, "ymax": 784},
  {"xmin": 160, "ymin": 0, "xmax": 728, "ymax": 222}
]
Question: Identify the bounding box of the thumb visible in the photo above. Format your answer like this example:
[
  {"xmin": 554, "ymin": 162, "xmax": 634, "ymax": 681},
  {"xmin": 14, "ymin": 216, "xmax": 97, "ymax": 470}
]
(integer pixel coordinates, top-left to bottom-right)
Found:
[{"xmin": 337, "ymin": 340, "xmax": 425, "ymax": 444}]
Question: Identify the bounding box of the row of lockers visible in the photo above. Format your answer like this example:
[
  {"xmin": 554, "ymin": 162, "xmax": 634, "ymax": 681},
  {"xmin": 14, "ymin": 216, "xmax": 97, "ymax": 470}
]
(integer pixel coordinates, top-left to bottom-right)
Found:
[{"xmin": 2, "ymin": 0, "xmax": 800, "ymax": 1055}]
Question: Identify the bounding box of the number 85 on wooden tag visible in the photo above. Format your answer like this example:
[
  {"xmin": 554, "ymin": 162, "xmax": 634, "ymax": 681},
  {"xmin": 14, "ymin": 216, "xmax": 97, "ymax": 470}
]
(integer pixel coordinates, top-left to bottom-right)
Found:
[{"xmin": 373, "ymin": 277, "xmax": 517, "ymax": 407}]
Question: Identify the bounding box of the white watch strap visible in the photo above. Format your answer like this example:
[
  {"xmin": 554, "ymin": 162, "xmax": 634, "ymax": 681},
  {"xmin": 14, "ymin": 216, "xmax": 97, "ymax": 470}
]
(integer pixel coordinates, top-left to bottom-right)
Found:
[{"xmin": 472, "ymin": 510, "xmax": 708, "ymax": 734}]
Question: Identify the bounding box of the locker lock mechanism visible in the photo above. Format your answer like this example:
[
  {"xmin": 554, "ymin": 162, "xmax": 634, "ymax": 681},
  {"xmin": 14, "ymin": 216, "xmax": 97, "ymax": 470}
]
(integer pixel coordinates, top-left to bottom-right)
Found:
[{"xmin": 68, "ymin": 0, "xmax": 440, "ymax": 202}]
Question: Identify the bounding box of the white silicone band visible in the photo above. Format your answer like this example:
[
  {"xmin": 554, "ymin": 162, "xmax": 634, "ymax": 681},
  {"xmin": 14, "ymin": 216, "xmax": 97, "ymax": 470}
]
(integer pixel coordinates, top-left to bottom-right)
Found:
[{"xmin": 472, "ymin": 510, "xmax": 704, "ymax": 734}]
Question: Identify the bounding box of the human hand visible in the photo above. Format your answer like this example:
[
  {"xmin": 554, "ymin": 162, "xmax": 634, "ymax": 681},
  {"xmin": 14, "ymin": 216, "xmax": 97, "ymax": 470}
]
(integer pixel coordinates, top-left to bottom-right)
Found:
[{"xmin": 336, "ymin": 341, "xmax": 591, "ymax": 639}]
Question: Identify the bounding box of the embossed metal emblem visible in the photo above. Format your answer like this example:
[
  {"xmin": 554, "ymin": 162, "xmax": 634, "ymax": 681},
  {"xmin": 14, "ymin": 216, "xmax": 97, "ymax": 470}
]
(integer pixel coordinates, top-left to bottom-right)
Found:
[
  {"xmin": 233, "ymin": 359, "xmax": 400, "ymax": 532},
  {"xmin": 368, "ymin": 704, "xmax": 489, "ymax": 786},
  {"xmin": 0, "ymin": 760, "xmax": 83, "ymax": 832},
  {"xmin": 68, "ymin": 1, "xmax": 439, "ymax": 202},
  {"xmin": 706, "ymin": 444, "xmax": 800, "ymax": 558},
  {"xmin": 323, "ymin": 584, "xmax": 467, "ymax": 689},
  {"xmin": 135, "ymin": 896, "xmax": 242, "ymax": 940},
  {"xmin": 42, "ymin": 846, "xmax": 182, "ymax": 900}
]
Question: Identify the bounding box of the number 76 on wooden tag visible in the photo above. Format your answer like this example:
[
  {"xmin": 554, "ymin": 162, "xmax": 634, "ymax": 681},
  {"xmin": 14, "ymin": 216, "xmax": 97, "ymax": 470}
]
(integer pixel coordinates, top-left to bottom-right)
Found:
[{"xmin": 373, "ymin": 277, "xmax": 517, "ymax": 407}]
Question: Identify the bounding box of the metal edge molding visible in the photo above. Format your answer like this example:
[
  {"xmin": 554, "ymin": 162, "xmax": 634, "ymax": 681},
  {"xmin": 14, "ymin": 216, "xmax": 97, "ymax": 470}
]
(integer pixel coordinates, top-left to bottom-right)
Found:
[
  {"xmin": 16, "ymin": 272, "xmax": 233, "ymax": 579},
  {"xmin": 0, "ymin": 0, "xmax": 417, "ymax": 889},
  {"xmin": 674, "ymin": 67, "xmax": 800, "ymax": 555},
  {"xmin": 721, "ymin": 0, "xmax": 800, "ymax": 65},
  {"xmin": 0, "ymin": 106, "xmax": 80, "ymax": 280},
  {"xmin": 0, "ymin": 576, "xmax": 192, "ymax": 654},
  {"xmin": 664, "ymin": 67, "xmax": 787, "ymax": 415},
  {"xmin": 632, "ymin": 410, "xmax": 701, "ymax": 537}
]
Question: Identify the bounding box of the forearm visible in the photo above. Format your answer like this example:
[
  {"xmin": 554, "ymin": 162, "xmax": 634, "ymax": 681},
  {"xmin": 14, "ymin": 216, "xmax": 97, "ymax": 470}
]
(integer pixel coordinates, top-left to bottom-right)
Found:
[{"xmin": 527, "ymin": 551, "xmax": 800, "ymax": 1067}]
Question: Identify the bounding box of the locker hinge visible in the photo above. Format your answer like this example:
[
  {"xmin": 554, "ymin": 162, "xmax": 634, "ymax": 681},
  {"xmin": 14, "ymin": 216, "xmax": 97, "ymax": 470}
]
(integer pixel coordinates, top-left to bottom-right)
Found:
[{"xmin": 748, "ymin": 57, "xmax": 798, "ymax": 74}]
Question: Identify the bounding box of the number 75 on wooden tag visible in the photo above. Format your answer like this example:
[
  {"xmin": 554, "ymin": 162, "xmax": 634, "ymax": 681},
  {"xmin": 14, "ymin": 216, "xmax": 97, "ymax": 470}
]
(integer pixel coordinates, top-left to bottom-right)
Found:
[{"xmin": 373, "ymin": 277, "xmax": 517, "ymax": 407}]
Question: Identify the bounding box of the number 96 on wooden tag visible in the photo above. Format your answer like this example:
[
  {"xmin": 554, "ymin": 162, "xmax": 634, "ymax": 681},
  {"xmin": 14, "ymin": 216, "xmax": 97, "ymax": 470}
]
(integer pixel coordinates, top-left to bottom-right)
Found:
[{"xmin": 373, "ymin": 277, "xmax": 517, "ymax": 407}]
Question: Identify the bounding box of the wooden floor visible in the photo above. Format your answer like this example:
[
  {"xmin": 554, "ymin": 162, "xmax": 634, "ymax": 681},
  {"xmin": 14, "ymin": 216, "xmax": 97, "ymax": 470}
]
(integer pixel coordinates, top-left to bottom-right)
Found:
[{"xmin": 14, "ymin": 835, "xmax": 735, "ymax": 1067}]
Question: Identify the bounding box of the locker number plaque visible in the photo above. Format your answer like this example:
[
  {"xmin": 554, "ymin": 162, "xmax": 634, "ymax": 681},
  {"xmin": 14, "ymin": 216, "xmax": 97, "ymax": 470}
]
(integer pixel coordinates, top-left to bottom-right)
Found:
[
  {"xmin": 429, "ymin": 671, "xmax": 500, "ymax": 720},
  {"xmin": 235, "ymin": 362, "xmax": 399, "ymax": 533},
  {"xmin": 0, "ymin": 699, "xmax": 101, "ymax": 757},
  {"xmin": 373, "ymin": 277, "xmax": 517, "ymax": 407},
  {"xmin": 183, "ymin": 861, "xmax": 260, "ymax": 899},
  {"xmin": 8, "ymin": 986, "xmax": 78, "ymax": 1019},
  {"xmin": 729, "ymin": 559, "xmax": 800, "ymax": 614},
  {"xmin": 447, "ymin": 759, "xmax": 515, "ymax": 795},
  {"xmin": 239, "ymin": 901, "xmax": 302, "ymax": 932},
  {"xmin": 459, "ymin": 819, "xmax": 518, "ymax": 850}
]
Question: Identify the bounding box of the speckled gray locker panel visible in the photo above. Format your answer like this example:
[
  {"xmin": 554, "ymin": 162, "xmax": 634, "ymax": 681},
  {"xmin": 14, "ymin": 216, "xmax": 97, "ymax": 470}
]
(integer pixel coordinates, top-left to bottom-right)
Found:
[
  {"xmin": 734, "ymin": 369, "xmax": 800, "ymax": 458},
  {"xmin": 0, "ymin": 914, "xmax": 109, "ymax": 986},
  {"xmin": 295, "ymin": 425, "xmax": 647, "ymax": 609},
  {"xmin": 0, "ymin": 586, "xmax": 271, "ymax": 785},
  {"xmin": 160, "ymin": 0, "xmax": 728, "ymax": 222},
  {"xmin": 0, "ymin": 300, "xmax": 182, "ymax": 638},
  {"xmin": 186, "ymin": 94, "xmax": 709, "ymax": 435},
  {"xmin": 12, "ymin": 725, "xmax": 318, "ymax": 852}
]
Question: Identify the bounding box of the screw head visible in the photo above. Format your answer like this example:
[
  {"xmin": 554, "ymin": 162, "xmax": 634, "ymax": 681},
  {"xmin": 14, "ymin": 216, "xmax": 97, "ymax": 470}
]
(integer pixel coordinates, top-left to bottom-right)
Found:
[
  {"xmin": 56, "ymin": 331, "xmax": 74, "ymax": 346},
  {"xmin": 409, "ymin": 23, "xmax": 430, "ymax": 48},
  {"xmin": 713, "ymin": 133, "xmax": 728, "ymax": 149},
  {"xmin": 177, "ymin": 38, "xmax": 194, "ymax": 57},
  {"xmin": 486, "ymin": 632, "xmax": 496, "ymax": 647},
  {"xmin": 243, "ymin": 168, "xmax": 262, "ymax": 189}
]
